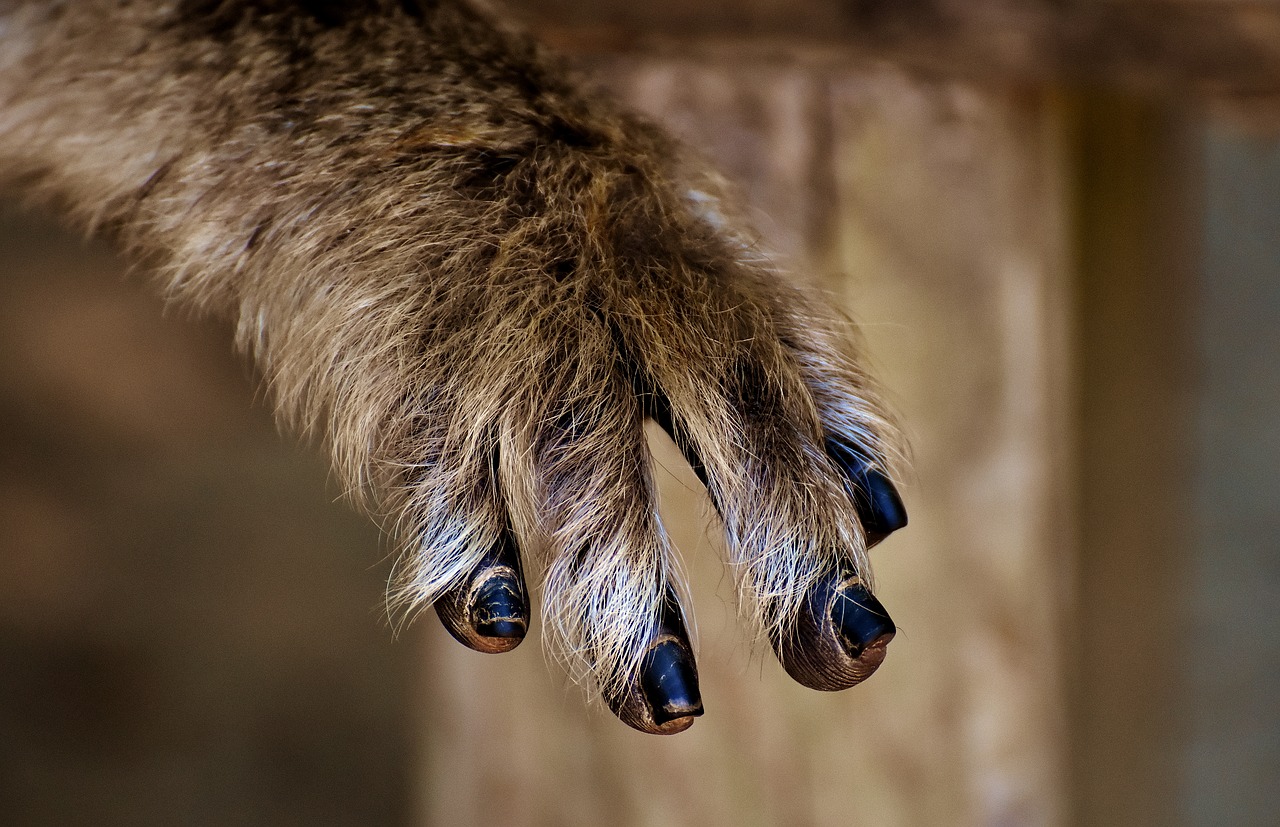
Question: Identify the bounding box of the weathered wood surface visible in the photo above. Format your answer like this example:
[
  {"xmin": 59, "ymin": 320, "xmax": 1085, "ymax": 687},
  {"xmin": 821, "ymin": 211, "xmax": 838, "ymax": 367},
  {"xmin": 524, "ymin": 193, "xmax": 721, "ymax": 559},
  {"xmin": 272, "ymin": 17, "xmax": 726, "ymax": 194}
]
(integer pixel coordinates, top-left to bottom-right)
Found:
[{"xmin": 416, "ymin": 59, "xmax": 1076, "ymax": 826}]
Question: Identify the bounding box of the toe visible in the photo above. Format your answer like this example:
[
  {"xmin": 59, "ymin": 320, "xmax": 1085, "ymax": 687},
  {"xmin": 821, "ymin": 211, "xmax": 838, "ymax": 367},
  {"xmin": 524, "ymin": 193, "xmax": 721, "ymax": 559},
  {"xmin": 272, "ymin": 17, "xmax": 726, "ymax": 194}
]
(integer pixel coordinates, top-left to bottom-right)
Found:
[
  {"xmin": 773, "ymin": 568, "xmax": 895, "ymax": 692},
  {"xmin": 606, "ymin": 588, "xmax": 703, "ymax": 735}
]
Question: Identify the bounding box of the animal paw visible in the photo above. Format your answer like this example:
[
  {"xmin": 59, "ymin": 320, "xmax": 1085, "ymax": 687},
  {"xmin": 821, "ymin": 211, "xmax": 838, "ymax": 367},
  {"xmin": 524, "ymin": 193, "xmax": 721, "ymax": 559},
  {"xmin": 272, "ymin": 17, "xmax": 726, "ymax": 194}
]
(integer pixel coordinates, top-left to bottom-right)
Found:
[{"xmin": 370, "ymin": 127, "xmax": 907, "ymax": 733}]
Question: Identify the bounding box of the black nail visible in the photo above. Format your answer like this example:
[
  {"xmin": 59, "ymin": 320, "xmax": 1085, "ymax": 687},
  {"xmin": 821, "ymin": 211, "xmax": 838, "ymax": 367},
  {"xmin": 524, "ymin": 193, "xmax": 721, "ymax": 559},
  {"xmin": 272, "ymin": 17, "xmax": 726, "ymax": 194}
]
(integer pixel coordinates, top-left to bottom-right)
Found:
[
  {"xmin": 470, "ymin": 572, "xmax": 527, "ymax": 640},
  {"xmin": 827, "ymin": 440, "xmax": 907, "ymax": 546},
  {"xmin": 640, "ymin": 639, "xmax": 704, "ymax": 726},
  {"xmin": 605, "ymin": 587, "xmax": 703, "ymax": 734},
  {"xmin": 832, "ymin": 582, "xmax": 895, "ymax": 659},
  {"xmin": 435, "ymin": 530, "xmax": 529, "ymax": 654}
]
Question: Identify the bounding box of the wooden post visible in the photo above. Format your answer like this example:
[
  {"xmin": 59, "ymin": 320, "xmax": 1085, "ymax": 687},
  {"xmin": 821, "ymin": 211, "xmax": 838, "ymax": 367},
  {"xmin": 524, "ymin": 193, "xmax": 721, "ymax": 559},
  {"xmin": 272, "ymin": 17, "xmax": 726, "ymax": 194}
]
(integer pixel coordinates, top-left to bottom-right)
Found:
[{"xmin": 1069, "ymin": 93, "xmax": 1198, "ymax": 827}]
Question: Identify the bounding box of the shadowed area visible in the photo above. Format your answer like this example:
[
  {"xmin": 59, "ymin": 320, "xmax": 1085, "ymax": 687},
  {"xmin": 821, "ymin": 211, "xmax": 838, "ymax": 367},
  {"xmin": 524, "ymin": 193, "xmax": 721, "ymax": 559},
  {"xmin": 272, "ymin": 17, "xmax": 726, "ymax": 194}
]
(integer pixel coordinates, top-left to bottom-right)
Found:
[{"xmin": 0, "ymin": 208, "xmax": 414, "ymax": 827}]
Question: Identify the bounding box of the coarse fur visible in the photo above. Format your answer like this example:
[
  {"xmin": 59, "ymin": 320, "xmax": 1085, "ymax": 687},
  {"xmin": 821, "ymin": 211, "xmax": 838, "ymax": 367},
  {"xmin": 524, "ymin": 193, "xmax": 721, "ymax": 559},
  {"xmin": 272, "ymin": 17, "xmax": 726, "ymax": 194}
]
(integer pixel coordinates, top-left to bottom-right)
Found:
[{"xmin": 0, "ymin": 0, "xmax": 901, "ymax": 705}]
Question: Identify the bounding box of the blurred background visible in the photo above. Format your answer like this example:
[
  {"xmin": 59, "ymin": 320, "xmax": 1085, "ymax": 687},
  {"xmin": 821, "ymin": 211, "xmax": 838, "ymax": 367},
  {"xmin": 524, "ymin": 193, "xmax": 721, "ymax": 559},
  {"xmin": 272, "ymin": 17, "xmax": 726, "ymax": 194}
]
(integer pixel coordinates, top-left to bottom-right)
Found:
[{"xmin": 2, "ymin": 1, "xmax": 1278, "ymax": 825}]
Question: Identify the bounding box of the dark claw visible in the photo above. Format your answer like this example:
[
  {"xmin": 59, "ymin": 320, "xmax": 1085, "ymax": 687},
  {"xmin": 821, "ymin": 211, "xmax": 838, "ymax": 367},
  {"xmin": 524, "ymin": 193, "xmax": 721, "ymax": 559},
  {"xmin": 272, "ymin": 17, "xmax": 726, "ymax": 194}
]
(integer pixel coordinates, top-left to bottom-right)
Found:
[
  {"xmin": 470, "ymin": 572, "xmax": 527, "ymax": 640},
  {"xmin": 641, "ymin": 639, "xmax": 703, "ymax": 727},
  {"xmin": 772, "ymin": 568, "xmax": 895, "ymax": 692},
  {"xmin": 832, "ymin": 582, "xmax": 896, "ymax": 660},
  {"xmin": 434, "ymin": 530, "xmax": 529, "ymax": 654},
  {"xmin": 826, "ymin": 439, "xmax": 907, "ymax": 547},
  {"xmin": 607, "ymin": 588, "xmax": 704, "ymax": 735}
]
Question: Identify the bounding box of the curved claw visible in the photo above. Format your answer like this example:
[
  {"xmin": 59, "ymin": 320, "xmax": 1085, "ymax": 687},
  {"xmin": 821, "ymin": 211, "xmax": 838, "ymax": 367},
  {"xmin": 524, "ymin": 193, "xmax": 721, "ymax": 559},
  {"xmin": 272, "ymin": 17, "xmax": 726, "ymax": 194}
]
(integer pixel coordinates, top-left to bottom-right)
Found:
[
  {"xmin": 434, "ymin": 530, "xmax": 530, "ymax": 654},
  {"xmin": 606, "ymin": 588, "xmax": 704, "ymax": 735},
  {"xmin": 773, "ymin": 570, "xmax": 895, "ymax": 692},
  {"xmin": 826, "ymin": 439, "xmax": 907, "ymax": 547}
]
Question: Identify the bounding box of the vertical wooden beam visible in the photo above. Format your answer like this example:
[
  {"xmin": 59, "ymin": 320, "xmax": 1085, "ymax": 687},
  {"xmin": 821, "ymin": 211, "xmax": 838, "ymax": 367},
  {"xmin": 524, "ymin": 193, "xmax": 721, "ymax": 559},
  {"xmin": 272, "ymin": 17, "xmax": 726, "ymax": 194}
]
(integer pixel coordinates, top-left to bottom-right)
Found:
[
  {"xmin": 828, "ymin": 74, "xmax": 1076, "ymax": 826},
  {"xmin": 1187, "ymin": 121, "xmax": 1280, "ymax": 825},
  {"xmin": 1069, "ymin": 93, "xmax": 1198, "ymax": 827}
]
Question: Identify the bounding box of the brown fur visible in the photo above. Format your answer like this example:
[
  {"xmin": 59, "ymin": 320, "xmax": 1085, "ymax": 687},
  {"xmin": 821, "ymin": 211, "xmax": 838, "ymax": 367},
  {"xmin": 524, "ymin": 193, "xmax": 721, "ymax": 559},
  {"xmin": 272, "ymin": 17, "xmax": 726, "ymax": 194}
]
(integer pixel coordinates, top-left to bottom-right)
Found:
[{"xmin": 0, "ymin": 0, "xmax": 900, "ymax": 704}]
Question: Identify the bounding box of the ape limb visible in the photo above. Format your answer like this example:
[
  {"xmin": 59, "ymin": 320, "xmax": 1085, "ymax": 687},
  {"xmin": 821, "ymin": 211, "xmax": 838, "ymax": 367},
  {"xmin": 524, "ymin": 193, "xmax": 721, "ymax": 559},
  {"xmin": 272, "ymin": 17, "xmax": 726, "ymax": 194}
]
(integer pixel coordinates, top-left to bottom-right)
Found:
[{"xmin": 0, "ymin": 0, "xmax": 906, "ymax": 733}]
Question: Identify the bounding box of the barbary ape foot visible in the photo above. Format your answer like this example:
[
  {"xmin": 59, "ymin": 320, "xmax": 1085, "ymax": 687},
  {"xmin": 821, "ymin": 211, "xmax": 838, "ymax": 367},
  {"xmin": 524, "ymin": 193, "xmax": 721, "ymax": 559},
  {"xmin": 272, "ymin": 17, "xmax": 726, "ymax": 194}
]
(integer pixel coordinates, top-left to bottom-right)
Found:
[{"xmin": 0, "ymin": 0, "xmax": 907, "ymax": 734}]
